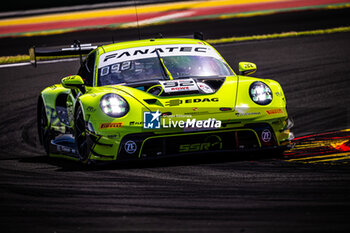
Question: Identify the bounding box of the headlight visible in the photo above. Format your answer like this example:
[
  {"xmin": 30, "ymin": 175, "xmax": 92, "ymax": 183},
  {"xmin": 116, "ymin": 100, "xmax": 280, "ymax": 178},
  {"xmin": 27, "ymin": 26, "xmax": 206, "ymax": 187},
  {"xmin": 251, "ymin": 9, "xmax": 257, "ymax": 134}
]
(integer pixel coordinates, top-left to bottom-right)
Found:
[
  {"xmin": 249, "ymin": 81, "xmax": 272, "ymax": 105},
  {"xmin": 100, "ymin": 93, "xmax": 129, "ymax": 117}
]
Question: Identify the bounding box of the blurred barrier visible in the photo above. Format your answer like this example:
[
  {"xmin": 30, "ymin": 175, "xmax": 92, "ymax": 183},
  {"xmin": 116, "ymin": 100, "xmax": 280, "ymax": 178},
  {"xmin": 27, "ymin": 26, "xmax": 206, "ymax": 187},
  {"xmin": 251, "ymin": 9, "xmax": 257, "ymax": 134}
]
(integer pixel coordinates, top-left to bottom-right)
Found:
[{"xmin": 0, "ymin": 0, "xmax": 349, "ymax": 38}]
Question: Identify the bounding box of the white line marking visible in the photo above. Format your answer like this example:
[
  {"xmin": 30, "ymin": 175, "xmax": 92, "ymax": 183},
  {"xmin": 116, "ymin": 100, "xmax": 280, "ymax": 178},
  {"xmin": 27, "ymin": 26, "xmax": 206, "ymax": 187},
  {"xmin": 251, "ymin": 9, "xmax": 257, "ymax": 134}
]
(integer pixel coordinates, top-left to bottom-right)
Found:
[
  {"xmin": 0, "ymin": 57, "xmax": 79, "ymax": 69},
  {"xmin": 38, "ymin": 58, "xmax": 79, "ymax": 64},
  {"xmin": 0, "ymin": 62, "xmax": 31, "ymax": 68}
]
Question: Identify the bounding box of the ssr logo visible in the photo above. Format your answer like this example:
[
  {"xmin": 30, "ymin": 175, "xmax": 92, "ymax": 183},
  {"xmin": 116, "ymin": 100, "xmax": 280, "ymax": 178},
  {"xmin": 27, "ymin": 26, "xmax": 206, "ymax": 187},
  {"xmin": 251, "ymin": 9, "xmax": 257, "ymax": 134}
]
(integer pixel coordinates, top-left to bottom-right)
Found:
[{"xmin": 179, "ymin": 135, "xmax": 222, "ymax": 152}]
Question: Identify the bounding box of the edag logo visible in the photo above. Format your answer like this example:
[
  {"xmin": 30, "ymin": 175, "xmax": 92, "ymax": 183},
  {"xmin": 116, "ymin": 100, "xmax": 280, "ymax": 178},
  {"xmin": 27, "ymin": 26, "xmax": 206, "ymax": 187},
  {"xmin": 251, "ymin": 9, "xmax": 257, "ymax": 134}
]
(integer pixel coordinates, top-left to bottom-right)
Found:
[{"xmin": 143, "ymin": 110, "xmax": 161, "ymax": 129}]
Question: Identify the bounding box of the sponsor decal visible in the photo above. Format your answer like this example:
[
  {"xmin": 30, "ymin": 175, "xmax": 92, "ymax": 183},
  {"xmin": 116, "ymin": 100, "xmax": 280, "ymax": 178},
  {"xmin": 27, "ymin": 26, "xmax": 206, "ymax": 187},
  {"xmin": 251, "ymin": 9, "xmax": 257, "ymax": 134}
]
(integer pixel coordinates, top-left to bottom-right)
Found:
[
  {"xmin": 143, "ymin": 110, "xmax": 161, "ymax": 129},
  {"xmin": 124, "ymin": 140, "xmax": 137, "ymax": 154},
  {"xmin": 161, "ymin": 112, "xmax": 172, "ymax": 117},
  {"xmin": 243, "ymin": 63, "xmax": 255, "ymax": 69},
  {"xmin": 261, "ymin": 129, "xmax": 272, "ymax": 142},
  {"xmin": 184, "ymin": 111, "xmax": 208, "ymax": 115},
  {"xmin": 57, "ymin": 145, "xmax": 77, "ymax": 154},
  {"xmin": 46, "ymin": 106, "xmax": 60, "ymax": 126},
  {"xmin": 86, "ymin": 106, "xmax": 96, "ymax": 112},
  {"xmin": 100, "ymin": 122, "xmax": 124, "ymax": 129},
  {"xmin": 129, "ymin": 121, "xmax": 143, "ymax": 126},
  {"xmin": 235, "ymin": 112, "xmax": 261, "ymax": 117},
  {"xmin": 197, "ymin": 82, "xmax": 214, "ymax": 94},
  {"xmin": 50, "ymin": 85, "xmax": 57, "ymax": 90},
  {"xmin": 179, "ymin": 135, "xmax": 222, "ymax": 152},
  {"xmin": 266, "ymin": 108, "xmax": 283, "ymax": 115},
  {"xmin": 98, "ymin": 44, "xmax": 221, "ymax": 68},
  {"xmin": 159, "ymin": 78, "xmax": 198, "ymax": 93},
  {"xmin": 64, "ymin": 76, "xmax": 76, "ymax": 81},
  {"xmin": 165, "ymin": 97, "xmax": 219, "ymax": 106},
  {"xmin": 166, "ymin": 99, "xmax": 182, "ymax": 107},
  {"xmin": 107, "ymin": 134, "xmax": 120, "ymax": 139}
]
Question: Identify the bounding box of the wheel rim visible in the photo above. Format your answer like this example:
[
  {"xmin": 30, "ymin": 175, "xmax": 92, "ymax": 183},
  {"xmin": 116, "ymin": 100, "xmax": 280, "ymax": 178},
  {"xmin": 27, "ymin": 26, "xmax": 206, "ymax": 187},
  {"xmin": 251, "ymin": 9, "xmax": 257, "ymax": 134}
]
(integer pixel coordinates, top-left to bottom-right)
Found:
[{"xmin": 75, "ymin": 106, "xmax": 89, "ymax": 161}]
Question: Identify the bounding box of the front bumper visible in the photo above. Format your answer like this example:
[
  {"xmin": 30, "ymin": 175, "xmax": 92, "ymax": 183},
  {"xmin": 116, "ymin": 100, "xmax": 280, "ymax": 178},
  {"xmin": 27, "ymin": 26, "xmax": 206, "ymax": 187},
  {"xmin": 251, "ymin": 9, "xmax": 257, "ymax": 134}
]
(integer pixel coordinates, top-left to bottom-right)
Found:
[{"xmin": 89, "ymin": 123, "xmax": 294, "ymax": 161}]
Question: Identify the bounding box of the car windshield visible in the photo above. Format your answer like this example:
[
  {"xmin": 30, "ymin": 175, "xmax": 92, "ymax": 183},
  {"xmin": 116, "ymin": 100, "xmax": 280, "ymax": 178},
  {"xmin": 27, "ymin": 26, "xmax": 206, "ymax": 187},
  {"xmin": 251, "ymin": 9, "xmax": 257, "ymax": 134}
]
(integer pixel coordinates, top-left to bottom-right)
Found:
[
  {"xmin": 98, "ymin": 56, "xmax": 233, "ymax": 86},
  {"xmin": 97, "ymin": 44, "xmax": 234, "ymax": 86}
]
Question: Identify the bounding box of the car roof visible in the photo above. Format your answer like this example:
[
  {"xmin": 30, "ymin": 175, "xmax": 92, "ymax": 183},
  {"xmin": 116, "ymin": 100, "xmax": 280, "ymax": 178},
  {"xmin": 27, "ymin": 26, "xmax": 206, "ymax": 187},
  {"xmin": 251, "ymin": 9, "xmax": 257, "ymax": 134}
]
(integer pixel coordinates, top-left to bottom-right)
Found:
[{"xmin": 98, "ymin": 38, "xmax": 210, "ymax": 54}]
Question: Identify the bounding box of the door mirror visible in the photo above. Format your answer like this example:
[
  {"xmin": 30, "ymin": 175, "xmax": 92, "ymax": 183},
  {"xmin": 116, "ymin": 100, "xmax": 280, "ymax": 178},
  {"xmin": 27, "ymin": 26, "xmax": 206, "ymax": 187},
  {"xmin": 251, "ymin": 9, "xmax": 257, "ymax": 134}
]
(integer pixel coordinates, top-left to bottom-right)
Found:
[
  {"xmin": 239, "ymin": 62, "xmax": 257, "ymax": 76},
  {"xmin": 61, "ymin": 75, "xmax": 86, "ymax": 93}
]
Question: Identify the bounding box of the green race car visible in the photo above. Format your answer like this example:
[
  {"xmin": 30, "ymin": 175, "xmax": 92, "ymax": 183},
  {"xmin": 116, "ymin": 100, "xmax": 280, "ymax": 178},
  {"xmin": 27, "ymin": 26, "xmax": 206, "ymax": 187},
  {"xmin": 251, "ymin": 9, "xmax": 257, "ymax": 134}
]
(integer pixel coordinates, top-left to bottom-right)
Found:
[{"xmin": 36, "ymin": 37, "xmax": 294, "ymax": 163}]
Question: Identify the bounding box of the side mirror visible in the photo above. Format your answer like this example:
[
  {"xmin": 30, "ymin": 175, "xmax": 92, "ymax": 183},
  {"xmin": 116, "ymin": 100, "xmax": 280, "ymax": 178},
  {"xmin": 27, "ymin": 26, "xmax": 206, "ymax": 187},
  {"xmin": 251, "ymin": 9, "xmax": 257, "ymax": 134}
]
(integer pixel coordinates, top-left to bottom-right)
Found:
[
  {"xmin": 61, "ymin": 75, "xmax": 86, "ymax": 93},
  {"xmin": 239, "ymin": 62, "xmax": 257, "ymax": 76}
]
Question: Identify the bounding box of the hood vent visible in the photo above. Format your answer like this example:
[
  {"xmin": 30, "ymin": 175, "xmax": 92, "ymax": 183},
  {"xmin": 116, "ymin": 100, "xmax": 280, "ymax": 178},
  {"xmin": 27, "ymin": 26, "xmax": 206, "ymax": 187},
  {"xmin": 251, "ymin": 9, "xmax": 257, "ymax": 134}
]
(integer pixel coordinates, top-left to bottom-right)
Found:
[{"xmin": 144, "ymin": 99, "xmax": 158, "ymax": 104}]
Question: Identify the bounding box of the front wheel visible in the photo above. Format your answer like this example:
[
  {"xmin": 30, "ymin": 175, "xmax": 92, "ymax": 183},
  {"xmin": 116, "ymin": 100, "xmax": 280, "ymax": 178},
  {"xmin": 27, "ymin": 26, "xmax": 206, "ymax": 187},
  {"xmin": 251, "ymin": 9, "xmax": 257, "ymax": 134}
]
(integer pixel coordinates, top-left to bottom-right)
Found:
[{"xmin": 74, "ymin": 104, "xmax": 91, "ymax": 163}]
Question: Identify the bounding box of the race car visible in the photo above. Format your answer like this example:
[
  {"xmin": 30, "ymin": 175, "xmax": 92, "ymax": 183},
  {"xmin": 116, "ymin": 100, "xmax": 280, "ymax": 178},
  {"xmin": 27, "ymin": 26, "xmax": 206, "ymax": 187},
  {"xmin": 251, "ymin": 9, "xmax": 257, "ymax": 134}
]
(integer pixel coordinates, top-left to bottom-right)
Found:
[{"xmin": 36, "ymin": 37, "xmax": 294, "ymax": 163}]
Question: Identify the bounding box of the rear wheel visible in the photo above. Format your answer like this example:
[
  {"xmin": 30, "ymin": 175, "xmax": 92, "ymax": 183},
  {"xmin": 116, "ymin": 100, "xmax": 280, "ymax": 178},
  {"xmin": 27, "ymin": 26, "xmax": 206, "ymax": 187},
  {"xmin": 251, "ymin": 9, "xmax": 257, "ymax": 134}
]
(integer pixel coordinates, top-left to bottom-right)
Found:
[
  {"xmin": 74, "ymin": 104, "xmax": 91, "ymax": 163},
  {"xmin": 37, "ymin": 98, "xmax": 51, "ymax": 155}
]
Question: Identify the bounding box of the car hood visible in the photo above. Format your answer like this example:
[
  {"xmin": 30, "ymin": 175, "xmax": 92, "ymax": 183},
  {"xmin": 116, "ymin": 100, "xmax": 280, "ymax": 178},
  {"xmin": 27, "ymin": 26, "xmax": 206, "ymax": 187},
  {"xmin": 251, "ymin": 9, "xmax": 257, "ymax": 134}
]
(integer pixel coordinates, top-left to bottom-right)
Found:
[{"xmin": 102, "ymin": 76, "xmax": 238, "ymax": 116}]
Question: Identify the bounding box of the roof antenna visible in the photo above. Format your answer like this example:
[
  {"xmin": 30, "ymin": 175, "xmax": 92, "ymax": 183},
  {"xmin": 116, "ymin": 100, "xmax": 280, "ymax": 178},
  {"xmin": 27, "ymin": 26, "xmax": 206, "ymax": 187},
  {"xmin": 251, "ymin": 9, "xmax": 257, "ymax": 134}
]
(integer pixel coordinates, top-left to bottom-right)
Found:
[{"xmin": 134, "ymin": 0, "xmax": 141, "ymax": 40}]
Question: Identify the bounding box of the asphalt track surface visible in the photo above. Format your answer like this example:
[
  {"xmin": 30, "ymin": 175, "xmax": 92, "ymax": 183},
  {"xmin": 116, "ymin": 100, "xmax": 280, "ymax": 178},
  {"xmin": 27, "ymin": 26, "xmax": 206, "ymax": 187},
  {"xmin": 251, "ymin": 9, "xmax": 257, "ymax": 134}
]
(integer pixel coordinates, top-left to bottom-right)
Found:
[{"xmin": 1, "ymin": 13, "xmax": 350, "ymax": 233}]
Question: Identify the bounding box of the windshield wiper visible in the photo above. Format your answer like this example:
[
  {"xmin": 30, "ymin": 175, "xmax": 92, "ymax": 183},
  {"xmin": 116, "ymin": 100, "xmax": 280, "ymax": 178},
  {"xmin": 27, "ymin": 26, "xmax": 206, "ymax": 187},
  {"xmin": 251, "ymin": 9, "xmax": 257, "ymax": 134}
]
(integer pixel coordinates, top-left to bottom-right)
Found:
[{"xmin": 155, "ymin": 49, "xmax": 173, "ymax": 80}]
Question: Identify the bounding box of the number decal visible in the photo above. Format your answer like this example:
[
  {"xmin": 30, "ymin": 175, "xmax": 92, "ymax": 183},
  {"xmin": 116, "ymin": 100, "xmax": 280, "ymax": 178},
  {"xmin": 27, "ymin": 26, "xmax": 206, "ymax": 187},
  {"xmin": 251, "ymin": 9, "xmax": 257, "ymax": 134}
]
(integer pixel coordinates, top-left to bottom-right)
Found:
[
  {"xmin": 101, "ymin": 61, "xmax": 132, "ymax": 76},
  {"xmin": 159, "ymin": 78, "xmax": 199, "ymax": 93}
]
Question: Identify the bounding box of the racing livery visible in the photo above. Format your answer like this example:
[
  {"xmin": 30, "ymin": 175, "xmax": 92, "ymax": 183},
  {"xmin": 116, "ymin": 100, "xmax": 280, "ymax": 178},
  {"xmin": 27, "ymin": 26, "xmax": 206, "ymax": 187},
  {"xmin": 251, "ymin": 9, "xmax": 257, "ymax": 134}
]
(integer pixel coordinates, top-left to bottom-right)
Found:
[{"xmin": 37, "ymin": 38, "xmax": 294, "ymax": 163}]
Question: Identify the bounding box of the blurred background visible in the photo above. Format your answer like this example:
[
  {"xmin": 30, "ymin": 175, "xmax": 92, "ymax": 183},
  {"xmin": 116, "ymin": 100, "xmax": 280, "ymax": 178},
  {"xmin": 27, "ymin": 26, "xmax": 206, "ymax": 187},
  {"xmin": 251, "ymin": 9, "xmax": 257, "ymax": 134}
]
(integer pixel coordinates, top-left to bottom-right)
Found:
[{"xmin": 0, "ymin": 0, "xmax": 174, "ymax": 12}]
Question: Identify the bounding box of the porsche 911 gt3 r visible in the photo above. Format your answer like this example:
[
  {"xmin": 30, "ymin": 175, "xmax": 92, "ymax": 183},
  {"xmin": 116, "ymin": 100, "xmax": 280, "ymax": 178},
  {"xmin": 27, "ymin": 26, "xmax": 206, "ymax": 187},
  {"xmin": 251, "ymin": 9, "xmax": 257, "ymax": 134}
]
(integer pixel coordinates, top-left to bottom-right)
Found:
[{"xmin": 36, "ymin": 37, "xmax": 294, "ymax": 163}]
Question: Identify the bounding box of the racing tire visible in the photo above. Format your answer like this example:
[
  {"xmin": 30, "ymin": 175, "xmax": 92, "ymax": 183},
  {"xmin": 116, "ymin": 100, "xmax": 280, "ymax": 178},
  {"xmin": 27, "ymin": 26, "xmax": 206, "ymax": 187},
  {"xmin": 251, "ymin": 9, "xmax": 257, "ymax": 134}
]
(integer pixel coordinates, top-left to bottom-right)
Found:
[
  {"xmin": 37, "ymin": 97, "xmax": 51, "ymax": 156},
  {"xmin": 74, "ymin": 104, "xmax": 91, "ymax": 163}
]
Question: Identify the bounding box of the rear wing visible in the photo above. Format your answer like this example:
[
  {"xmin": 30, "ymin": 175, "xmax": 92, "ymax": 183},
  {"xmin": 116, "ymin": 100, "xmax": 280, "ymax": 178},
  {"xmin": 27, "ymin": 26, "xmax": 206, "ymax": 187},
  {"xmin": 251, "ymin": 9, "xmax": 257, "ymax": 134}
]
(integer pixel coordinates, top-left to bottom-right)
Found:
[
  {"xmin": 29, "ymin": 40, "xmax": 98, "ymax": 67},
  {"xmin": 28, "ymin": 33, "xmax": 204, "ymax": 67}
]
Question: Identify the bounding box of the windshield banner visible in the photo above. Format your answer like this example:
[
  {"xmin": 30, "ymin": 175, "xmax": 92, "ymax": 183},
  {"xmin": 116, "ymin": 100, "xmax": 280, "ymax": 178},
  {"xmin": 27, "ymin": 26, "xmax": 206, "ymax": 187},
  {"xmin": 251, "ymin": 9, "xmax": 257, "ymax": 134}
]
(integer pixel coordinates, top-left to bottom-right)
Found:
[{"xmin": 98, "ymin": 44, "xmax": 223, "ymax": 68}]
